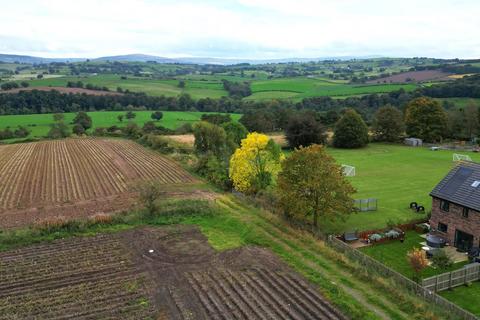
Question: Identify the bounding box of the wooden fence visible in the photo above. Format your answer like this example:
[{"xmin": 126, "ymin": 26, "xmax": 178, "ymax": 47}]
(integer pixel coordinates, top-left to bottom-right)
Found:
[
  {"xmin": 327, "ymin": 236, "xmax": 479, "ymax": 320},
  {"xmin": 422, "ymin": 263, "xmax": 480, "ymax": 292}
]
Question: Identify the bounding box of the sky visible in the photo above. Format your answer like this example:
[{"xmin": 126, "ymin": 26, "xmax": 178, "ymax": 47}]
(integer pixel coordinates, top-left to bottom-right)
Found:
[{"xmin": 0, "ymin": 0, "xmax": 479, "ymax": 59}]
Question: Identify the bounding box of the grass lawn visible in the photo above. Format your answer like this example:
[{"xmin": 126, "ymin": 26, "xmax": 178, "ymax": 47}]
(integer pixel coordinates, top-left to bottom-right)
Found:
[
  {"xmin": 439, "ymin": 281, "xmax": 480, "ymax": 317},
  {"xmin": 360, "ymin": 231, "xmax": 469, "ymax": 279},
  {"xmin": 319, "ymin": 144, "xmax": 480, "ymax": 232},
  {"xmin": 0, "ymin": 111, "xmax": 241, "ymax": 141}
]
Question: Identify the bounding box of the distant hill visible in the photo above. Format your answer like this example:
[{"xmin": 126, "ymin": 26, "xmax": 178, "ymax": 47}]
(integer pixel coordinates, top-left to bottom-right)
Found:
[
  {"xmin": 0, "ymin": 53, "xmax": 385, "ymax": 65},
  {"xmin": 93, "ymin": 54, "xmax": 175, "ymax": 63},
  {"xmin": 0, "ymin": 54, "xmax": 85, "ymax": 64}
]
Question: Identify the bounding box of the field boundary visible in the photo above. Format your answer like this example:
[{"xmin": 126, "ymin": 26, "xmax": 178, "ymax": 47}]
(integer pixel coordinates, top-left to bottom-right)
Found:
[
  {"xmin": 327, "ymin": 236, "xmax": 479, "ymax": 320},
  {"xmin": 422, "ymin": 263, "xmax": 480, "ymax": 292}
]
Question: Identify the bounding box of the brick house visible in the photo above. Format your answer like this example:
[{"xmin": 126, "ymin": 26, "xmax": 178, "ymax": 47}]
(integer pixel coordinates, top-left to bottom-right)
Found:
[{"xmin": 430, "ymin": 162, "xmax": 480, "ymax": 252}]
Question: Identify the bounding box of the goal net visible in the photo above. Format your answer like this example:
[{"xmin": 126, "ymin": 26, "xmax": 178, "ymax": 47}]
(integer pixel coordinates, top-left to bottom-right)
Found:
[
  {"xmin": 453, "ymin": 153, "xmax": 472, "ymax": 162},
  {"xmin": 341, "ymin": 164, "xmax": 356, "ymax": 177}
]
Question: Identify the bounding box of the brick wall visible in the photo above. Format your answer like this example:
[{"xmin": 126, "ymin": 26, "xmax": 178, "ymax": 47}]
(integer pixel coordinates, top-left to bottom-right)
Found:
[{"xmin": 429, "ymin": 197, "xmax": 480, "ymax": 247}]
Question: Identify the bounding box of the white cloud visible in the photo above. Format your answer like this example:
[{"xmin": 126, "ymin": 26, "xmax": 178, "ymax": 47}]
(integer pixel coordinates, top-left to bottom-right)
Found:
[{"xmin": 0, "ymin": 0, "xmax": 479, "ymax": 58}]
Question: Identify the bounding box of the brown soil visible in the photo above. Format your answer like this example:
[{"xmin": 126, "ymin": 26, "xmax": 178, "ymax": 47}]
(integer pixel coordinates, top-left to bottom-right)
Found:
[
  {"xmin": 367, "ymin": 70, "xmax": 454, "ymax": 84},
  {"xmin": 0, "ymin": 138, "xmax": 198, "ymax": 229},
  {"xmin": 0, "ymin": 225, "xmax": 347, "ymax": 320},
  {"xmin": 0, "ymin": 86, "xmax": 122, "ymax": 96}
]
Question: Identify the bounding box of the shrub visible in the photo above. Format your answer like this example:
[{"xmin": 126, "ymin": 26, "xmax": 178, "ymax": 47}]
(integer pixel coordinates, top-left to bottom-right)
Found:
[
  {"xmin": 431, "ymin": 249, "xmax": 453, "ymax": 270},
  {"xmin": 385, "ymin": 229, "xmax": 401, "ymax": 239},
  {"xmin": 369, "ymin": 233, "xmax": 383, "ymax": 241}
]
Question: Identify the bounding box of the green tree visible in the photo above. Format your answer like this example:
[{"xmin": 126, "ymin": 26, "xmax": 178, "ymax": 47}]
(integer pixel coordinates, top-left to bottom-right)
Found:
[
  {"xmin": 125, "ymin": 111, "xmax": 136, "ymax": 120},
  {"xmin": 151, "ymin": 111, "xmax": 163, "ymax": 121},
  {"xmin": 372, "ymin": 105, "xmax": 405, "ymax": 142},
  {"xmin": 285, "ymin": 113, "xmax": 325, "ymax": 148},
  {"xmin": 20, "ymin": 81, "xmax": 29, "ymax": 88},
  {"xmin": 277, "ymin": 144, "xmax": 355, "ymax": 229},
  {"xmin": 221, "ymin": 121, "xmax": 248, "ymax": 148},
  {"xmin": 72, "ymin": 111, "xmax": 92, "ymax": 130},
  {"xmin": 48, "ymin": 113, "xmax": 69, "ymax": 139},
  {"xmin": 333, "ymin": 109, "xmax": 369, "ymax": 148},
  {"xmin": 117, "ymin": 115, "xmax": 124, "ymax": 122},
  {"xmin": 136, "ymin": 181, "xmax": 162, "ymax": 216},
  {"xmin": 178, "ymin": 80, "xmax": 186, "ymax": 88},
  {"xmin": 405, "ymin": 97, "xmax": 448, "ymax": 142},
  {"xmin": 72, "ymin": 123, "xmax": 86, "ymax": 135},
  {"xmin": 193, "ymin": 121, "xmax": 228, "ymax": 158}
]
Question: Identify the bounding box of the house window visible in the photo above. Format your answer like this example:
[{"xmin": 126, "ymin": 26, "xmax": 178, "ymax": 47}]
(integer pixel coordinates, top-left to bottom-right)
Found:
[
  {"xmin": 438, "ymin": 222, "xmax": 448, "ymax": 233},
  {"xmin": 440, "ymin": 200, "xmax": 450, "ymax": 212},
  {"xmin": 462, "ymin": 207, "xmax": 469, "ymax": 218}
]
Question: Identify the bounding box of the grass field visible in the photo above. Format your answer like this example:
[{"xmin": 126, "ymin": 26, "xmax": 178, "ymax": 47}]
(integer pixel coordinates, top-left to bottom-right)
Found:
[
  {"xmin": 18, "ymin": 73, "xmax": 419, "ymax": 101},
  {"xmin": 247, "ymin": 78, "xmax": 418, "ymax": 101},
  {"xmin": 360, "ymin": 231, "xmax": 468, "ymax": 279},
  {"xmin": 439, "ymin": 281, "xmax": 480, "ymax": 317},
  {"xmin": 0, "ymin": 111, "xmax": 241, "ymax": 140},
  {"xmin": 321, "ymin": 144, "xmax": 480, "ymax": 233}
]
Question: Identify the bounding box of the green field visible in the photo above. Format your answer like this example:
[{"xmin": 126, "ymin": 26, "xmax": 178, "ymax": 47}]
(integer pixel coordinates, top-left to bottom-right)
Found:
[
  {"xmin": 440, "ymin": 281, "xmax": 480, "ymax": 316},
  {"xmin": 16, "ymin": 73, "xmax": 419, "ymax": 101},
  {"xmin": 321, "ymin": 144, "xmax": 480, "ymax": 233},
  {"xmin": 247, "ymin": 77, "xmax": 417, "ymax": 101},
  {"xmin": 0, "ymin": 111, "xmax": 241, "ymax": 140}
]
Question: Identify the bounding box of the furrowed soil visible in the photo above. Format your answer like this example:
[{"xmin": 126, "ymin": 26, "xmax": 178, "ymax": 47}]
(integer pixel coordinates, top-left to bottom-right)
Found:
[
  {"xmin": 0, "ymin": 225, "xmax": 346, "ymax": 320},
  {"xmin": 0, "ymin": 138, "xmax": 197, "ymax": 228}
]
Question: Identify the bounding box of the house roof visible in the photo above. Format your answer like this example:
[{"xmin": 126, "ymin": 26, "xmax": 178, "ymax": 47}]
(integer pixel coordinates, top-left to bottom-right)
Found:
[{"xmin": 430, "ymin": 161, "xmax": 480, "ymax": 212}]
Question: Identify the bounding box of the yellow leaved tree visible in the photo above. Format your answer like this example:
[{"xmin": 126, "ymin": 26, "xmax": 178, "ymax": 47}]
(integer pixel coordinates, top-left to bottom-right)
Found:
[{"xmin": 229, "ymin": 132, "xmax": 282, "ymax": 194}]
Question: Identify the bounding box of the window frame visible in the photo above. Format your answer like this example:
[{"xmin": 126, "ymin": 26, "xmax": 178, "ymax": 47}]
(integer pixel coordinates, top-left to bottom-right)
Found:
[
  {"xmin": 438, "ymin": 222, "xmax": 448, "ymax": 233},
  {"xmin": 462, "ymin": 207, "xmax": 469, "ymax": 218},
  {"xmin": 440, "ymin": 200, "xmax": 450, "ymax": 212}
]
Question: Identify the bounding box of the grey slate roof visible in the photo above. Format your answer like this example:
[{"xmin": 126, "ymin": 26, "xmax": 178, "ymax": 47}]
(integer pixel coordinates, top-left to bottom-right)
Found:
[{"xmin": 430, "ymin": 161, "xmax": 480, "ymax": 211}]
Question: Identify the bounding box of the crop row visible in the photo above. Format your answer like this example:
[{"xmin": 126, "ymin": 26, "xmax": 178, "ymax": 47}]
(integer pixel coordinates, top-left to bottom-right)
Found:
[
  {"xmin": 0, "ymin": 138, "xmax": 195, "ymax": 211},
  {"xmin": 185, "ymin": 268, "xmax": 345, "ymax": 320},
  {"xmin": 0, "ymin": 234, "xmax": 155, "ymax": 319}
]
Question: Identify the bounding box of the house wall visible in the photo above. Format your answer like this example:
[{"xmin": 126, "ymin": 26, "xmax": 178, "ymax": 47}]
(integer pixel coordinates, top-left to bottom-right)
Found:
[{"xmin": 429, "ymin": 197, "xmax": 480, "ymax": 248}]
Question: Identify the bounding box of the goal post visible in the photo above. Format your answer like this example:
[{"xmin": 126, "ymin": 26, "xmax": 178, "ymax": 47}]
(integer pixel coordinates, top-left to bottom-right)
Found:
[
  {"xmin": 453, "ymin": 153, "xmax": 472, "ymax": 162},
  {"xmin": 341, "ymin": 164, "xmax": 356, "ymax": 177}
]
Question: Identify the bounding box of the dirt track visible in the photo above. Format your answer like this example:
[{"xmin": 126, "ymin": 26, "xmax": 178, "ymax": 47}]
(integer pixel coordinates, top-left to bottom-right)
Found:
[{"xmin": 0, "ymin": 225, "xmax": 347, "ymax": 319}]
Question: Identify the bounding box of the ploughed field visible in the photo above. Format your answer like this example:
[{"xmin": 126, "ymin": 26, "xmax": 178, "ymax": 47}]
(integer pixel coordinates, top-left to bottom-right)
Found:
[
  {"xmin": 0, "ymin": 138, "xmax": 195, "ymax": 228},
  {"xmin": 0, "ymin": 225, "xmax": 345, "ymax": 319}
]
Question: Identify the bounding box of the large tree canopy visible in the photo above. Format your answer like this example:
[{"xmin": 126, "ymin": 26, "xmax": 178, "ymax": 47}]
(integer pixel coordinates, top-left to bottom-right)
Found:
[
  {"xmin": 372, "ymin": 105, "xmax": 405, "ymax": 142},
  {"xmin": 405, "ymin": 97, "xmax": 448, "ymax": 142},
  {"xmin": 333, "ymin": 109, "xmax": 369, "ymax": 148},
  {"xmin": 277, "ymin": 144, "xmax": 355, "ymax": 229},
  {"xmin": 285, "ymin": 113, "xmax": 325, "ymax": 148}
]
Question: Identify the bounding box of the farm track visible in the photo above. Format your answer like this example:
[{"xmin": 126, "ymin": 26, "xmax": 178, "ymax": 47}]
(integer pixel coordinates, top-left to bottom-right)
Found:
[{"xmin": 0, "ymin": 138, "xmax": 196, "ymax": 228}]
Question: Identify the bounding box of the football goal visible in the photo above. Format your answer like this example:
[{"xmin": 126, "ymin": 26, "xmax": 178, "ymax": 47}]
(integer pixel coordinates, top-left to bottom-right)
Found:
[
  {"xmin": 341, "ymin": 164, "xmax": 356, "ymax": 177},
  {"xmin": 453, "ymin": 153, "xmax": 472, "ymax": 162}
]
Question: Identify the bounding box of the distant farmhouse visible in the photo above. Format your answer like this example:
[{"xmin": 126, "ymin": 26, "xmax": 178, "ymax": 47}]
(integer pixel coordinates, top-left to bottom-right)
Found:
[{"xmin": 430, "ymin": 162, "xmax": 480, "ymax": 252}]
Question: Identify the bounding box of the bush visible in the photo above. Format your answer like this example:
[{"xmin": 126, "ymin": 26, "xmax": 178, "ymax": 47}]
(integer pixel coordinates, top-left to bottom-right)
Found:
[
  {"xmin": 385, "ymin": 229, "xmax": 401, "ymax": 239},
  {"xmin": 431, "ymin": 249, "xmax": 453, "ymax": 270},
  {"xmin": 195, "ymin": 154, "xmax": 231, "ymax": 190},
  {"xmin": 369, "ymin": 233, "xmax": 383, "ymax": 241}
]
